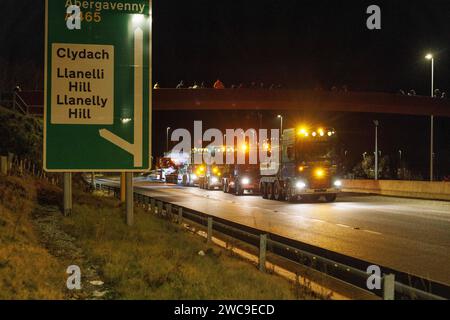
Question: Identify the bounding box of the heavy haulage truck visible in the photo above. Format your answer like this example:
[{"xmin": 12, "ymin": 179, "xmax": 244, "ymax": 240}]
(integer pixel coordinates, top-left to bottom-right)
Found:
[
  {"xmin": 259, "ymin": 127, "xmax": 342, "ymax": 202},
  {"xmin": 221, "ymin": 142, "xmax": 260, "ymax": 195},
  {"xmin": 222, "ymin": 164, "xmax": 260, "ymax": 195}
]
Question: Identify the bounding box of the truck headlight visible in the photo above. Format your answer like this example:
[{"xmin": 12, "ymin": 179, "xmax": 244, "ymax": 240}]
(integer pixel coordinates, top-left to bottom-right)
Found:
[
  {"xmin": 334, "ymin": 180, "xmax": 342, "ymax": 187},
  {"xmin": 241, "ymin": 177, "xmax": 250, "ymax": 185},
  {"xmin": 296, "ymin": 181, "xmax": 306, "ymax": 189},
  {"xmin": 211, "ymin": 177, "xmax": 218, "ymax": 184}
]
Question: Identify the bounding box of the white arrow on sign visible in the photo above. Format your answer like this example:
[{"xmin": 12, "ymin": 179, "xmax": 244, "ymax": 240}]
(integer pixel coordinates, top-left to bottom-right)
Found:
[{"xmin": 99, "ymin": 28, "xmax": 143, "ymax": 168}]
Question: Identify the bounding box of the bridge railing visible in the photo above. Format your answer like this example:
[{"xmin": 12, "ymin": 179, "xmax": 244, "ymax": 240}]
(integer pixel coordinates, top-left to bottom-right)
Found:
[{"xmin": 12, "ymin": 91, "xmax": 44, "ymax": 116}]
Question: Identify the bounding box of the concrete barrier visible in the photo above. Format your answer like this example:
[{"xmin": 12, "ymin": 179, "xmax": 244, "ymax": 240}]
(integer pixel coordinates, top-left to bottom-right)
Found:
[{"xmin": 342, "ymin": 179, "xmax": 450, "ymax": 201}]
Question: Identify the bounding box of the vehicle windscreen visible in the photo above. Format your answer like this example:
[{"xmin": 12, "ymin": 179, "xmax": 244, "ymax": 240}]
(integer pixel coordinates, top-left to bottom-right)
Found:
[{"xmin": 296, "ymin": 140, "xmax": 336, "ymax": 163}]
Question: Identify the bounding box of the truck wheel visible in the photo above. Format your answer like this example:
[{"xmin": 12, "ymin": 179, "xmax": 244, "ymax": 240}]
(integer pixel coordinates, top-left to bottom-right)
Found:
[
  {"xmin": 325, "ymin": 194, "xmax": 337, "ymax": 202},
  {"xmin": 261, "ymin": 183, "xmax": 268, "ymax": 199},
  {"xmin": 267, "ymin": 183, "xmax": 274, "ymax": 200},
  {"xmin": 235, "ymin": 184, "xmax": 243, "ymax": 196},
  {"xmin": 285, "ymin": 184, "xmax": 296, "ymax": 202},
  {"xmin": 273, "ymin": 181, "xmax": 283, "ymax": 201}
]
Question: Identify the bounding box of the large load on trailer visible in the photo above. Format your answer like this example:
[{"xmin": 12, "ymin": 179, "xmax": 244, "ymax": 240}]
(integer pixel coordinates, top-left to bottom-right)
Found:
[{"xmin": 260, "ymin": 126, "xmax": 342, "ymax": 202}]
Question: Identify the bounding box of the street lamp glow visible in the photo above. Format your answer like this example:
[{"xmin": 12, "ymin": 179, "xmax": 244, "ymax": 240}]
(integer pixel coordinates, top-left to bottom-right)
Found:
[
  {"xmin": 277, "ymin": 115, "xmax": 283, "ymax": 138},
  {"xmin": 424, "ymin": 52, "xmax": 435, "ymax": 181}
]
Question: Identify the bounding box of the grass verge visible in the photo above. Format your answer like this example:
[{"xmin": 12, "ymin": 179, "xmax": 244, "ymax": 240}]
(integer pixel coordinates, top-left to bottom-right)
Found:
[
  {"xmin": 0, "ymin": 174, "xmax": 308, "ymax": 299},
  {"xmin": 0, "ymin": 175, "xmax": 65, "ymax": 299},
  {"xmin": 62, "ymin": 190, "xmax": 303, "ymax": 299}
]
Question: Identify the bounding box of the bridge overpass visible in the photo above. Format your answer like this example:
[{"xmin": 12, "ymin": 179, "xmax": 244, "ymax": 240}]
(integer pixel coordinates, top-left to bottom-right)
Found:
[
  {"xmin": 8, "ymin": 89, "xmax": 450, "ymax": 117},
  {"xmin": 154, "ymin": 89, "xmax": 450, "ymax": 117}
]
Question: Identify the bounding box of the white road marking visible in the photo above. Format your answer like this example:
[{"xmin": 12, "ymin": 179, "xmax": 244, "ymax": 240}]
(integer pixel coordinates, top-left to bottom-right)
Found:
[
  {"xmin": 363, "ymin": 229, "xmax": 382, "ymax": 235},
  {"xmin": 336, "ymin": 224, "xmax": 351, "ymax": 228}
]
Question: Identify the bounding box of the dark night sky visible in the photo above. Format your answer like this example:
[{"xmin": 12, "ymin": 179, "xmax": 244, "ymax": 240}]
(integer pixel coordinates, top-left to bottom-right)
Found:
[
  {"xmin": 0, "ymin": 0, "xmax": 449, "ymax": 178},
  {"xmin": 1, "ymin": 0, "xmax": 450, "ymax": 92},
  {"xmin": 153, "ymin": 0, "xmax": 450, "ymax": 93}
]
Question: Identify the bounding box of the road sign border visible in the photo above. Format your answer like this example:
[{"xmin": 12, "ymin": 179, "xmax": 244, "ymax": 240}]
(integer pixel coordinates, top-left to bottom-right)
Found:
[{"xmin": 43, "ymin": 0, "xmax": 152, "ymax": 173}]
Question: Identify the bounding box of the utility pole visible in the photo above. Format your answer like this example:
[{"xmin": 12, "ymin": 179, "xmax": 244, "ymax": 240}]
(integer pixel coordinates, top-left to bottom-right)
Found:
[
  {"xmin": 425, "ymin": 54, "xmax": 434, "ymax": 181},
  {"xmin": 166, "ymin": 127, "xmax": 171, "ymax": 153},
  {"xmin": 373, "ymin": 120, "xmax": 379, "ymax": 180}
]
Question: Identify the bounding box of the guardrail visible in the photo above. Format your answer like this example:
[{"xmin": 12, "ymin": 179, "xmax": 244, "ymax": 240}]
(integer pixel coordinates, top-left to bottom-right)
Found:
[{"xmin": 96, "ymin": 182, "xmax": 449, "ymax": 300}]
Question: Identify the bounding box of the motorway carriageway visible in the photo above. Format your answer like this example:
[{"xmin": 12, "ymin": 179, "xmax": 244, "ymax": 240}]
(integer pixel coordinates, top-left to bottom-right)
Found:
[{"xmin": 99, "ymin": 177, "xmax": 450, "ymax": 286}]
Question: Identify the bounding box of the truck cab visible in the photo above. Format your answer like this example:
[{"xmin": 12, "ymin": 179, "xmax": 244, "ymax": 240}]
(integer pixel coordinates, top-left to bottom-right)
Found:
[
  {"xmin": 199, "ymin": 164, "xmax": 224, "ymax": 190},
  {"xmin": 260, "ymin": 127, "xmax": 342, "ymax": 202},
  {"xmin": 223, "ymin": 164, "xmax": 260, "ymax": 195}
]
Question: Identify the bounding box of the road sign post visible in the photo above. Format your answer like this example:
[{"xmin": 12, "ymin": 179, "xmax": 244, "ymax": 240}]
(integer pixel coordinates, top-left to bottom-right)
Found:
[
  {"xmin": 63, "ymin": 172, "xmax": 72, "ymax": 216},
  {"xmin": 120, "ymin": 172, "xmax": 126, "ymax": 202},
  {"xmin": 45, "ymin": 0, "xmax": 152, "ymax": 225},
  {"xmin": 126, "ymin": 172, "xmax": 134, "ymax": 226}
]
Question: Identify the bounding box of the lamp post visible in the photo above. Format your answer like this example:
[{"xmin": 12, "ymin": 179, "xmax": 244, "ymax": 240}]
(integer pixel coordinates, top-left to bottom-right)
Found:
[
  {"xmin": 373, "ymin": 120, "xmax": 379, "ymax": 180},
  {"xmin": 425, "ymin": 53, "xmax": 434, "ymax": 181},
  {"xmin": 166, "ymin": 127, "xmax": 171, "ymax": 153},
  {"xmin": 277, "ymin": 115, "xmax": 283, "ymax": 138}
]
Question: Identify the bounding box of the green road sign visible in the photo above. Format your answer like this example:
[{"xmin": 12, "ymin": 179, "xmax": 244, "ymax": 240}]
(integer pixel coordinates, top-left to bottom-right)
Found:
[{"xmin": 44, "ymin": 0, "xmax": 152, "ymax": 172}]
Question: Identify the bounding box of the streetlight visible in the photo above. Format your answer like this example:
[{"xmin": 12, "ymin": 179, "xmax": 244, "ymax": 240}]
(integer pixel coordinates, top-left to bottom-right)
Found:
[
  {"xmin": 166, "ymin": 127, "xmax": 171, "ymax": 153},
  {"xmin": 277, "ymin": 115, "xmax": 283, "ymax": 138},
  {"xmin": 425, "ymin": 53, "xmax": 434, "ymax": 181},
  {"xmin": 373, "ymin": 120, "xmax": 379, "ymax": 180}
]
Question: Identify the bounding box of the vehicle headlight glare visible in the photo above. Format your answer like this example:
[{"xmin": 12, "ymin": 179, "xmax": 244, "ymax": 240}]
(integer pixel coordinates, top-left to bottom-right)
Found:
[
  {"xmin": 241, "ymin": 178, "xmax": 250, "ymax": 185},
  {"xmin": 334, "ymin": 180, "xmax": 342, "ymax": 187},
  {"xmin": 296, "ymin": 181, "xmax": 306, "ymax": 189}
]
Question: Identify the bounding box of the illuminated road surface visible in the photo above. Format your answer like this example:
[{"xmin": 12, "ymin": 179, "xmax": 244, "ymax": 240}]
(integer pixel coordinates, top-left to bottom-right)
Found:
[{"xmin": 100, "ymin": 178, "xmax": 450, "ymax": 285}]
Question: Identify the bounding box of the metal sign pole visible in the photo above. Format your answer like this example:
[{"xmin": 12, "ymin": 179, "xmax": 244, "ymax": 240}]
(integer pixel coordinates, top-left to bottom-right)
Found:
[
  {"xmin": 64, "ymin": 172, "xmax": 72, "ymax": 216},
  {"xmin": 121, "ymin": 172, "xmax": 126, "ymax": 202},
  {"xmin": 126, "ymin": 172, "xmax": 134, "ymax": 226}
]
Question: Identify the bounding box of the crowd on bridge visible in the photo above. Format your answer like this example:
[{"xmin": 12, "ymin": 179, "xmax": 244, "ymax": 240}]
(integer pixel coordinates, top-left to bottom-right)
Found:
[
  {"xmin": 398, "ymin": 88, "xmax": 447, "ymax": 99},
  {"xmin": 153, "ymin": 80, "xmax": 285, "ymax": 90},
  {"xmin": 153, "ymin": 81, "xmax": 449, "ymax": 99}
]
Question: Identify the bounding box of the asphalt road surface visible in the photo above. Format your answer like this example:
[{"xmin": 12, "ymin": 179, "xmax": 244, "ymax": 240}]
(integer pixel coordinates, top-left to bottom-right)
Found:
[{"xmin": 100, "ymin": 178, "xmax": 450, "ymax": 285}]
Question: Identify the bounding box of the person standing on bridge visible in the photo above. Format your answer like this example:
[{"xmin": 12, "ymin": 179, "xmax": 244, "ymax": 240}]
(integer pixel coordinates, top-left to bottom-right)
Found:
[
  {"xmin": 176, "ymin": 80, "xmax": 186, "ymax": 89},
  {"xmin": 213, "ymin": 79, "xmax": 225, "ymax": 89}
]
